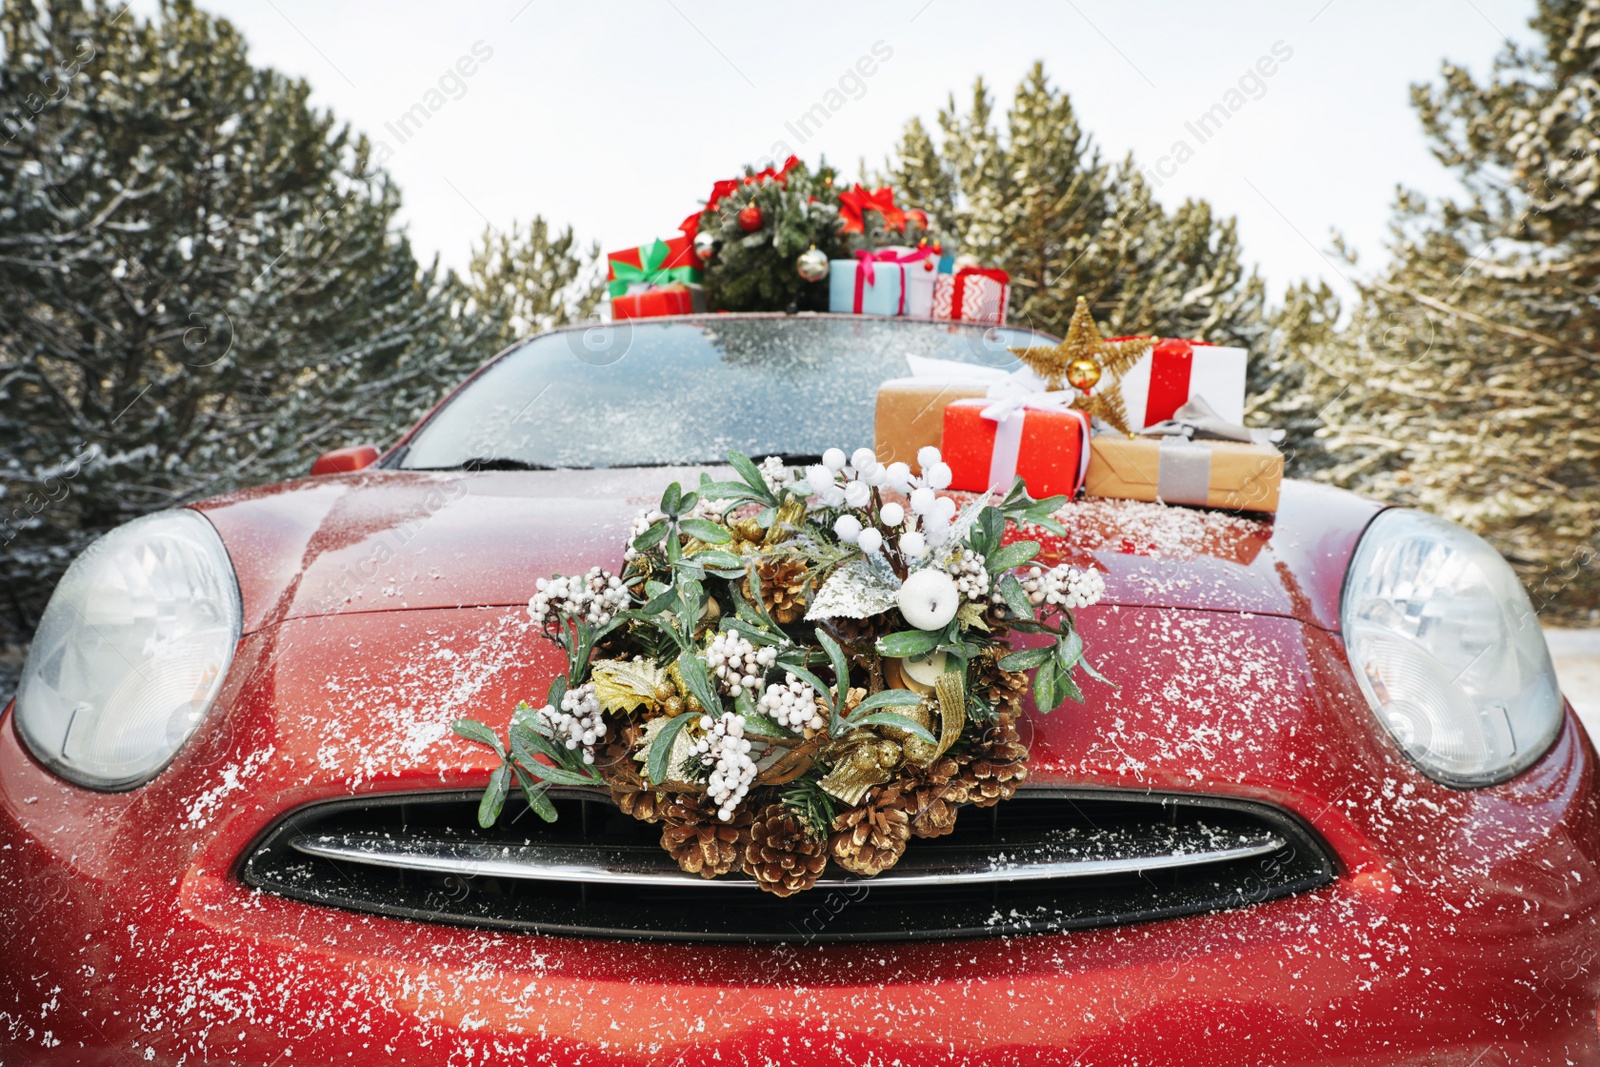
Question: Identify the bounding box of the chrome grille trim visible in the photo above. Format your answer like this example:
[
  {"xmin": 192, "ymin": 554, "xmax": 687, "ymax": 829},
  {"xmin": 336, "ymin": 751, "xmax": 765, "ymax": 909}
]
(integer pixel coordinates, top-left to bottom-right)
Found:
[
  {"xmin": 288, "ymin": 824, "xmax": 1288, "ymax": 889},
  {"xmin": 241, "ymin": 787, "xmax": 1338, "ymax": 942}
]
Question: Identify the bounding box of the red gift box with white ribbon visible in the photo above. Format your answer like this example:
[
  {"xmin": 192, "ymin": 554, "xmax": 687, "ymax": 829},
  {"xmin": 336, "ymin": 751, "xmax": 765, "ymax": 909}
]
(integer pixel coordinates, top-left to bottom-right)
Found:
[
  {"xmin": 932, "ymin": 267, "xmax": 1010, "ymax": 326},
  {"xmin": 1110, "ymin": 337, "xmax": 1249, "ymax": 431},
  {"xmin": 940, "ymin": 391, "xmax": 1091, "ymax": 500}
]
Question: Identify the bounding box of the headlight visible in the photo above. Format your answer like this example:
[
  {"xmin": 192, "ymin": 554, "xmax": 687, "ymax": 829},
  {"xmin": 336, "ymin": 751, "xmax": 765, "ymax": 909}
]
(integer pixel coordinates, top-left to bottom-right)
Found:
[
  {"xmin": 13, "ymin": 510, "xmax": 241, "ymax": 790},
  {"xmin": 1341, "ymin": 508, "xmax": 1562, "ymax": 787}
]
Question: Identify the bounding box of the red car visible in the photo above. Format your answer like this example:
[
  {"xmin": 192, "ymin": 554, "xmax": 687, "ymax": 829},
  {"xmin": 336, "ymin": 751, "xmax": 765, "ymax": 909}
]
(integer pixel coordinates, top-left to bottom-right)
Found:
[{"xmin": 1, "ymin": 314, "xmax": 1593, "ymax": 1065}]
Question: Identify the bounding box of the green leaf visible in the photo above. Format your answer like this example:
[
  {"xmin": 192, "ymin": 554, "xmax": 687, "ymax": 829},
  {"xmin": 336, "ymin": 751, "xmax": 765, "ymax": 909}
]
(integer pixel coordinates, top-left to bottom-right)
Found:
[
  {"xmin": 632, "ymin": 520, "xmax": 669, "ymax": 552},
  {"xmin": 1055, "ymin": 630, "xmax": 1084, "ymax": 671},
  {"xmin": 509, "ymin": 725, "xmax": 603, "ymax": 786},
  {"xmin": 848, "ymin": 711, "xmax": 937, "ymax": 743},
  {"xmin": 697, "ymin": 481, "xmax": 766, "ymax": 504},
  {"xmin": 817, "ymin": 630, "xmax": 849, "ymax": 694},
  {"xmin": 453, "ymin": 718, "xmax": 505, "ymax": 758},
  {"xmin": 1056, "ymin": 670, "xmax": 1083, "ymax": 705},
  {"xmin": 661, "ymin": 481, "xmax": 683, "ymax": 517},
  {"xmin": 692, "ymin": 549, "xmax": 742, "ymax": 569},
  {"xmin": 985, "ymin": 540, "xmax": 1040, "ymax": 573},
  {"xmin": 737, "ymin": 703, "xmax": 789, "ymax": 739},
  {"xmin": 742, "ymin": 562, "xmax": 780, "ymax": 628},
  {"xmin": 850, "ymin": 688, "xmax": 925, "ymax": 715},
  {"xmin": 727, "ymin": 449, "xmax": 777, "ymax": 503},
  {"xmin": 678, "ymin": 518, "xmax": 732, "ymax": 544},
  {"xmin": 512, "ymin": 765, "xmax": 558, "ymax": 822},
  {"xmin": 998, "ymin": 645, "xmax": 1053, "ymax": 671},
  {"xmin": 477, "ymin": 763, "xmax": 510, "ymax": 828},
  {"xmin": 997, "ymin": 572, "xmax": 1035, "ymax": 621},
  {"xmin": 675, "ymin": 649, "xmax": 722, "ymax": 717},
  {"xmin": 974, "ymin": 506, "xmax": 1004, "ymax": 555},
  {"xmin": 546, "ymin": 675, "xmax": 568, "ymax": 709},
  {"xmin": 679, "ymin": 491, "xmax": 699, "ymax": 515},
  {"xmin": 646, "ymin": 710, "xmax": 695, "ymax": 787},
  {"xmin": 1078, "ymin": 650, "xmax": 1113, "ymax": 687},
  {"xmin": 875, "ymin": 630, "xmax": 942, "ymax": 658},
  {"xmin": 1034, "ymin": 656, "xmax": 1062, "ymax": 711},
  {"xmin": 642, "ymin": 585, "xmax": 680, "ymax": 614}
]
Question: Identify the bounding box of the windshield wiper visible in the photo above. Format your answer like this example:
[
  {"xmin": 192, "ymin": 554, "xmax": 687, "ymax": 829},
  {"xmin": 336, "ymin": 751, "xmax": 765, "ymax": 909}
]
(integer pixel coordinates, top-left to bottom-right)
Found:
[{"xmin": 440, "ymin": 457, "xmax": 557, "ymax": 472}]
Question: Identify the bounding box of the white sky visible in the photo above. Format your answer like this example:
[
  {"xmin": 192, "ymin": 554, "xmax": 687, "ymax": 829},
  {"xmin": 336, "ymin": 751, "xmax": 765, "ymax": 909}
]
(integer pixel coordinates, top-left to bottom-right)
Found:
[{"xmin": 145, "ymin": 0, "xmax": 1537, "ymax": 305}]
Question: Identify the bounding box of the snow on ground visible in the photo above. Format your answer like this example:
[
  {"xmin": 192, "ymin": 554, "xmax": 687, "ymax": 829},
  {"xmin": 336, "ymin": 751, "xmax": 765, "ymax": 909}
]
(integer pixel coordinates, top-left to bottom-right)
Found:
[{"xmin": 1549, "ymin": 629, "xmax": 1600, "ymax": 737}]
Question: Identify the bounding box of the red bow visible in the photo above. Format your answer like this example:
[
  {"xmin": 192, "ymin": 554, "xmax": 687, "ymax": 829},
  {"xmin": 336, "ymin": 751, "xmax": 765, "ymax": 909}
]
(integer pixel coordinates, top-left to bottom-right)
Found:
[
  {"xmin": 837, "ymin": 184, "xmax": 907, "ymax": 234},
  {"xmin": 680, "ymin": 156, "xmax": 802, "ymax": 236}
]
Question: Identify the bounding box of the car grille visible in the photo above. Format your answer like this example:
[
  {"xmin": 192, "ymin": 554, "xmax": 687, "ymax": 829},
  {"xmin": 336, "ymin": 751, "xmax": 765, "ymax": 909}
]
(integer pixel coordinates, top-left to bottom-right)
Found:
[{"xmin": 240, "ymin": 788, "xmax": 1336, "ymax": 942}]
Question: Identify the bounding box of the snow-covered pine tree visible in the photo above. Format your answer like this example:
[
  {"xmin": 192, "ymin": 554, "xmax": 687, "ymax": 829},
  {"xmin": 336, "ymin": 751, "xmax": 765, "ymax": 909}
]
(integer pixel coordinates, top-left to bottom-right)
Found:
[
  {"xmin": 1311, "ymin": 0, "xmax": 1600, "ymax": 621},
  {"xmin": 885, "ymin": 63, "xmax": 1265, "ymax": 355},
  {"xmin": 0, "ymin": 0, "xmax": 540, "ymax": 671},
  {"xmin": 465, "ymin": 218, "xmax": 605, "ymax": 347}
]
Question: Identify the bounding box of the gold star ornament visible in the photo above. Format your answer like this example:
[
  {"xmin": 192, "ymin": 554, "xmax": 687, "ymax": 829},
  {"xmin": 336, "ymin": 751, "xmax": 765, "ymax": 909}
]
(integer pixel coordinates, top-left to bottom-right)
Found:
[{"xmin": 1009, "ymin": 296, "xmax": 1154, "ymax": 437}]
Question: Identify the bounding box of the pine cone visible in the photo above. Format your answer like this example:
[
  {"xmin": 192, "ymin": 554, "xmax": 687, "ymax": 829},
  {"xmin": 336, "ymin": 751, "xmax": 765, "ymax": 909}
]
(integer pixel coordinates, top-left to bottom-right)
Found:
[
  {"xmin": 743, "ymin": 802, "xmax": 829, "ymax": 896},
  {"xmin": 659, "ymin": 795, "xmax": 752, "ymax": 878},
  {"xmin": 901, "ymin": 754, "xmax": 969, "ymax": 838},
  {"xmin": 972, "ymin": 653, "xmax": 1030, "ymax": 720},
  {"xmin": 819, "ymin": 611, "xmax": 899, "ymax": 647},
  {"xmin": 744, "ymin": 555, "xmax": 809, "ymax": 623},
  {"xmin": 959, "ymin": 716, "xmax": 1030, "ymax": 808},
  {"xmin": 829, "ymin": 785, "xmax": 912, "ymax": 876},
  {"xmin": 612, "ymin": 788, "xmax": 672, "ymax": 824}
]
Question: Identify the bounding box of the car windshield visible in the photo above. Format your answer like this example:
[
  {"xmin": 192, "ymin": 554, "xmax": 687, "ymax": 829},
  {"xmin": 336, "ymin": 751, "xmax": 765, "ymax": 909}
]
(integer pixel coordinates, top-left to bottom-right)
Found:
[{"xmin": 398, "ymin": 316, "xmax": 1055, "ymax": 470}]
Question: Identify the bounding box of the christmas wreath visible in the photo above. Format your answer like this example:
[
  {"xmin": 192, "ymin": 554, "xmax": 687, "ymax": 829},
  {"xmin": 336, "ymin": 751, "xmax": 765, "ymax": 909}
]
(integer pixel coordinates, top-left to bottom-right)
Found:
[{"xmin": 454, "ymin": 445, "xmax": 1104, "ymax": 895}]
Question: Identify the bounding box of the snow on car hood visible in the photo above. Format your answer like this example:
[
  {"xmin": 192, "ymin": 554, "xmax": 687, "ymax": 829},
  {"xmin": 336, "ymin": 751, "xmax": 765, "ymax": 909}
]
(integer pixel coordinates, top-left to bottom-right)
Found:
[{"xmin": 194, "ymin": 467, "xmax": 1382, "ymax": 636}]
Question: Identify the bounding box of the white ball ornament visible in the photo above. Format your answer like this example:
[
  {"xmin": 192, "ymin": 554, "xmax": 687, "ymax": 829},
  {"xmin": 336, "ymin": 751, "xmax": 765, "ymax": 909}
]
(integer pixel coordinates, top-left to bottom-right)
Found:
[
  {"xmin": 879, "ymin": 501, "xmax": 904, "ymax": 526},
  {"xmin": 897, "ymin": 568, "xmax": 960, "ymax": 630},
  {"xmin": 925, "ymin": 462, "xmax": 953, "ymax": 490},
  {"xmin": 823, "ymin": 447, "xmax": 847, "ymax": 472},
  {"xmin": 834, "ymin": 513, "xmax": 863, "ymax": 543},
  {"xmin": 917, "ymin": 446, "xmax": 943, "ymax": 471},
  {"xmin": 851, "ymin": 447, "xmax": 877, "ymax": 472},
  {"xmin": 843, "ymin": 479, "xmax": 872, "ymax": 509},
  {"xmin": 900, "ymin": 530, "xmax": 927, "ymax": 558},
  {"xmin": 884, "ymin": 462, "xmax": 912, "ymax": 493},
  {"xmin": 856, "ymin": 527, "xmax": 884, "ymax": 554}
]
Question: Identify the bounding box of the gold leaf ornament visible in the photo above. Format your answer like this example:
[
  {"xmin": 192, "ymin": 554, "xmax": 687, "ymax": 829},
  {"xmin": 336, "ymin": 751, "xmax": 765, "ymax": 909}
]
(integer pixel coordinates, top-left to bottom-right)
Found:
[{"xmin": 591, "ymin": 659, "xmax": 669, "ymax": 714}]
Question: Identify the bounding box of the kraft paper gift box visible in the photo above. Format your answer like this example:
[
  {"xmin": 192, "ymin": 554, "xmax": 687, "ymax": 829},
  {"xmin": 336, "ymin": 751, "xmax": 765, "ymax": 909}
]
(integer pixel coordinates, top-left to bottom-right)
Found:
[
  {"xmin": 1084, "ymin": 435, "xmax": 1284, "ymax": 513},
  {"xmin": 610, "ymin": 283, "xmax": 706, "ymax": 320},
  {"xmin": 942, "ymin": 397, "xmax": 1092, "ymax": 500},
  {"xmin": 1110, "ymin": 337, "xmax": 1249, "ymax": 431},
  {"xmin": 829, "ymin": 251, "xmax": 907, "ymax": 316},
  {"xmin": 874, "ymin": 378, "xmax": 992, "ymax": 469}
]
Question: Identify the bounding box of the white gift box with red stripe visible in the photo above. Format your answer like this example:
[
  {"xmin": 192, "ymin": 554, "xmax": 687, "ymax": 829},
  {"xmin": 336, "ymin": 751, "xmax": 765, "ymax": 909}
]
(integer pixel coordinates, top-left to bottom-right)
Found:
[
  {"xmin": 1112, "ymin": 337, "xmax": 1248, "ymax": 431},
  {"xmin": 931, "ymin": 267, "xmax": 1010, "ymax": 326}
]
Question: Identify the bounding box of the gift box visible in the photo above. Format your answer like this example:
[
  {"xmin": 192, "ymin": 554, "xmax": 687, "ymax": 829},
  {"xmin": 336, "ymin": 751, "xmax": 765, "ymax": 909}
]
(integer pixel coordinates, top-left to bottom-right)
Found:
[
  {"xmin": 829, "ymin": 251, "xmax": 906, "ymax": 316},
  {"xmin": 606, "ymin": 236, "xmax": 702, "ymax": 299},
  {"xmin": 1084, "ymin": 435, "xmax": 1283, "ymax": 512},
  {"xmin": 878, "ymin": 246, "xmax": 940, "ymax": 318},
  {"xmin": 932, "ymin": 267, "xmax": 1010, "ymax": 326},
  {"xmin": 874, "ymin": 378, "xmax": 992, "ymax": 469},
  {"xmin": 942, "ymin": 396, "xmax": 1091, "ymax": 499},
  {"xmin": 1111, "ymin": 337, "xmax": 1248, "ymax": 431},
  {"xmin": 611, "ymin": 283, "xmax": 706, "ymax": 320}
]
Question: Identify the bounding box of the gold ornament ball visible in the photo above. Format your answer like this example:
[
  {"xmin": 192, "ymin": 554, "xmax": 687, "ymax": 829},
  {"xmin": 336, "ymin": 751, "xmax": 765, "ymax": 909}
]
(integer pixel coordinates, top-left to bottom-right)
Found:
[
  {"xmin": 1066, "ymin": 357, "xmax": 1102, "ymax": 392},
  {"xmin": 796, "ymin": 247, "xmax": 829, "ymax": 282}
]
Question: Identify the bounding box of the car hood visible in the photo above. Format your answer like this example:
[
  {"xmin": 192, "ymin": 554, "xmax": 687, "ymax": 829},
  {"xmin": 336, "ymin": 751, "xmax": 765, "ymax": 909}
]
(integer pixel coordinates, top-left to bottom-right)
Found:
[{"xmin": 193, "ymin": 467, "xmax": 1383, "ymax": 636}]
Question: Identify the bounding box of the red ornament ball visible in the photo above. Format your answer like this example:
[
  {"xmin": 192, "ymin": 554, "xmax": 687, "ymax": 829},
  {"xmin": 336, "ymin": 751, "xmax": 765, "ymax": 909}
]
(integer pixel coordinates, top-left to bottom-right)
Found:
[
  {"xmin": 907, "ymin": 209, "xmax": 929, "ymax": 229},
  {"xmin": 737, "ymin": 202, "xmax": 764, "ymax": 232}
]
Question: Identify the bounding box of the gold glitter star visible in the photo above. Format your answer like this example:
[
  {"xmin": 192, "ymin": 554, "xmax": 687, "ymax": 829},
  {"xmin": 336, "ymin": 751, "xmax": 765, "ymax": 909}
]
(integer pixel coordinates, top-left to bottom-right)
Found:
[{"xmin": 1009, "ymin": 296, "xmax": 1154, "ymax": 437}]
